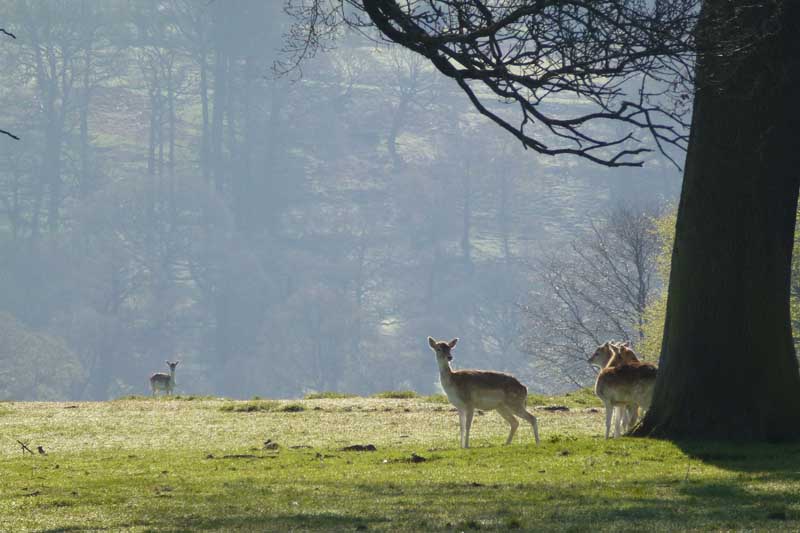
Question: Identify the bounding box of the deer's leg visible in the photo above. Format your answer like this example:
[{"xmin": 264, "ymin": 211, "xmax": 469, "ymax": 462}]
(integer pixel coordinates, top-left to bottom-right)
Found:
[
  {"xmin": 604, "ymin": 400, "xmax": 613, "ymax": 439},
  {"xmin": 618, "ymin": 406, "xmax": 629, "ymax": 432},
  {"xmin": 613, "ymin": 405, "xmax": 623, "ymax": 438},
  {"xmin": 511, "ymin": 405, "xmax": 540, "ymax": 445},
  {"xmin": 627, "ymin": 406, "xmax": 639, "ymax": 432},
  {"xmin": 458, "ymin": 409, "xmax": 465, "ymax": 448},
  {"xmin": 496, "ymin": 406, "xmax": 519, "ymax": 445},
  {"xmin": 464, "ymin": 407, "xmax": 475, "ymax": 449}
]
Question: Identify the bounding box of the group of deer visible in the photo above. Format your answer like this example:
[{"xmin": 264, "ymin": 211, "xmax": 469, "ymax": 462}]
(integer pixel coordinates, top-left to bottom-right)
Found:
[
  {"xmin": 427, "ymin": 336, "xmax": 657, "ymax": 448},
  {"xmin": 588, "ymin": 341, "xmax": 657, "ymax": 439},
  {"xmin": 149, "ymin": 338, "xmax": 655, "ymax": 448}
]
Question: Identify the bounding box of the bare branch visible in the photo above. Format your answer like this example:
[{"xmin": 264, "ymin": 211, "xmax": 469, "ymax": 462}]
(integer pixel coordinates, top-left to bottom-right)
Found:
[
  {"xmin": 284, "ymin": 1, "xmax": 699, "ymax": 167},
  {"xmin": 0, "ymin": 128, "xmax": 20, "ymax": 140}
]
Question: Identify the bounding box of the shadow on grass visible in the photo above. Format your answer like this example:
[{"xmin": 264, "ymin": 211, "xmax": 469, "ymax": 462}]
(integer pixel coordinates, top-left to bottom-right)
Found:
[
  {"xmin": 21, "ymin": 441, "xmax": 800, "ymax": 531},
  {"xmin": 129, "ymin": 512, "xmax": 388, "ymax": 532},
  {"xmin": 179, "ymin": 478, "xmax": 799, "ymax": 530},
  {"xmin": 678, "ymin": 439, "xmax": 800, "ymax": 473},
  {"xmin": 24, "ymin": 472, "xmax": 800, "ymax": 532}
]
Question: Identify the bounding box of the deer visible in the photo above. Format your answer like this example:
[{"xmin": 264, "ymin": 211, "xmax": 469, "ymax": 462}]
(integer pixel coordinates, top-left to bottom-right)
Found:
[
  {"xmin": 428, "ymin": 337, "xmax": 539, "ymax": 448},
  {"xmin": 150, "ymin": 360, "xmax": 179, "ymax": 396},
  {"xmin": 588, "ymin": 341, "xmax": 638, "ymax": 369},
  {"xmin": 594, "ymin": 345, "xmax": 656, "ymax": 438},
  {"xmin": 588, "ymin": 341, "xmax": 641, "ymax": 433}
]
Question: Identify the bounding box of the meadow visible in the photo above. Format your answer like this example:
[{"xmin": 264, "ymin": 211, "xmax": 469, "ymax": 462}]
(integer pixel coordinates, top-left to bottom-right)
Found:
[{"xmin": 2, "ymin": 392, "xmax": 800, "ymax": 532}]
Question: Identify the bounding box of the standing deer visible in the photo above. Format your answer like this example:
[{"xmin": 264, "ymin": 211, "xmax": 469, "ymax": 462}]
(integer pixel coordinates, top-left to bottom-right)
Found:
[
  {"xmin": 428, "ymin": 337, "xmax": 539, "ymax": 448},
  {"xmin": 588, "ymin": 341, "xmax": 640, "ymax": 432},
  {"xmin": 150, "ymin": 361, "xmax": 179, "ymax": 396},
  {"xmin": 594, "ymin": 345, "xmax": 656, "ymax": 438}
]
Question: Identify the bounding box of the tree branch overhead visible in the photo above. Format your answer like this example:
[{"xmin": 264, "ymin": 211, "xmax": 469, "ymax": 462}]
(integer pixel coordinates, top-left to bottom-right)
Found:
[{"xmin": 284, "ymin": 0, "xmax": 698, "ymax": 167}]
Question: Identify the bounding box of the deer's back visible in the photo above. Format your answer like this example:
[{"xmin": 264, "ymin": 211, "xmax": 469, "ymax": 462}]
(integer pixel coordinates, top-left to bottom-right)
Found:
[
  {"xmin": 449, "ymin": 369, "xmax": 527, "ymax": 409},
  {"xmin": 150, "ymin": 372, "xmax": 171, "ymax": 384},
  {"xmin": 595, "ymin": 363, "xmax": 656, "ymax": 407}
]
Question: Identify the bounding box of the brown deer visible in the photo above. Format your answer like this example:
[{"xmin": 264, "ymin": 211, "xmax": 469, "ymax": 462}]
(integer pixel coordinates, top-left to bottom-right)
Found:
[
  {"xmin": 588, "ymin": 341, "xmax": 639, "ymax": 433},
  {"xmin": 428, "ymin": 337, "xmax": 539, "ymax": 448},
  {"xmin": 588, "ymin": 341, "xmax": 638, "ymax": 368},
  {"xmin": 588, "ymin": 341, "xmax": 640, "ymax": 433},
  {"xmin": 594, "ymin": 345, "xmax": 656, "ymax": 438},
  {"xmin": 150, "ymin": 361, "xmax": 179, "ymax": 396}
]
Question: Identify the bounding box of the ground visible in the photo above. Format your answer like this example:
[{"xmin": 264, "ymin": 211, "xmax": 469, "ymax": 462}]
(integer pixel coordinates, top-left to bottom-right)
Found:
[{"xmin": 1, "ymin": 393, "xmax": 799, "ymax": 531}]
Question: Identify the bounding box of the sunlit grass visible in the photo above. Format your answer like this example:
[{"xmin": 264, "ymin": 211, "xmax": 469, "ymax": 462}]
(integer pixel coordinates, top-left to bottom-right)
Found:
[
  {"xmin": 304, "ymin": 391, "xmax": 358, "ymax": 400},
  {"xmin": 2, "ymin": 397, "xmax": 800, "ymax": 531},
  {"xmin": 372, "ymin": 390, "xmax": 419, "ymax": 399}
]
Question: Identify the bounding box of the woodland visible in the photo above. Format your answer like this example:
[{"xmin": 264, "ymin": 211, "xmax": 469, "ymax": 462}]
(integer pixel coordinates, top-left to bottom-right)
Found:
[{"xmin": 0, "ymin": 1, "xmax": 720, "ymax": 406}]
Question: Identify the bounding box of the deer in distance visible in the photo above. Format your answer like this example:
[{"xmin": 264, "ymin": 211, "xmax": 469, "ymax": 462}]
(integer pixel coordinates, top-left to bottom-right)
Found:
[
  {"xmin": 150, "ymin": 361, "xmax": 179, "ymax": 396},
  {"xmin": 428, "ymin": 337, "xmax": 539, "ymax": 448}
]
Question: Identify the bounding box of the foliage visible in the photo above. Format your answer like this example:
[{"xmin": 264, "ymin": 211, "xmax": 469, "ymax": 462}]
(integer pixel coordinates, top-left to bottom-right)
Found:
[
  {"xmin": 639, "ymin": 209, "xmax": 678, "ymax": 362},
  {"xmin": 635, "ymin": 204, "xmax": 800, "ymax": 365},
  {"xmin": 3, "ymin": 397, "xmax": 800, "ymax": 531},
  {"xmin": 0, "ymin": 313, "xmax": 84, "ymax": 400},
  {"xmin": 636, "ymin": 206, "xmax": 800, "ymax": 365},
  {"xmin": 523, "ymin": 202, "xmax": 664, "ymax": 385}
]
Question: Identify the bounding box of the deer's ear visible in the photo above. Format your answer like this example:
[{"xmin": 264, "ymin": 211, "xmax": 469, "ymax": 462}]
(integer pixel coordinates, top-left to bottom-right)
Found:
[
  {"xmin": 165, "ymin": 360, "xmax": 170, "ymax": 365},
  {"xmin": 428, "ymin": 337, "xmax": 437, "ymax": 349},
  {"xmin": 448, "ymin": 338, "xmax": 458, "ymax": 348}
]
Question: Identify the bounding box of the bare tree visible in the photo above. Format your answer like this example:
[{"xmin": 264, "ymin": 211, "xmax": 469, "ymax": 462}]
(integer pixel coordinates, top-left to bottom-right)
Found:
[{"xmin": 522, "ymin": 202, "xmax": 662, "ymax": 386}]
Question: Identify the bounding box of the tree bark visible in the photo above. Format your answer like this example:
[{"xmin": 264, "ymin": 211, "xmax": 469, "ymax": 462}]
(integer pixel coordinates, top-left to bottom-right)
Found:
[{"xmin": 635, "ymin": 1, "xmax": 800, "ymax": 441}]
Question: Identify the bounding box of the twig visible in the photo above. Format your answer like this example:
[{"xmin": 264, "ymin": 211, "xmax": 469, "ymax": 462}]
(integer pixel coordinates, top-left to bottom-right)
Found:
[
  {"xmin": 0, "ymin": 128, "xmax": 20, "ymax": 140},
  {"xmin": 0, "ymin": 28, "xmax": 16, "ymax": 39},
  {"xmin": 16, "ymin": 440, "xmax": 34, "ymax": 455}
]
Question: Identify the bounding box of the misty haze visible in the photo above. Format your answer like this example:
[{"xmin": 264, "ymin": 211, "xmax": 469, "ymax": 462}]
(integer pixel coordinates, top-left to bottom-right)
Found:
[
  {"xmin": 0, "ymin": 1, "xmax": 681, "ymax": 402},
  {"xmin": 7, "ymin": 2, "xmax": 800, "ymax": 531}
]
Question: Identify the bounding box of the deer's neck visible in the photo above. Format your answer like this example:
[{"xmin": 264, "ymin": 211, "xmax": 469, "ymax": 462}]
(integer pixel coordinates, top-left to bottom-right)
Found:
[
  {"xmin": 437, "ymin": 358, "xmax": 454, "ymax": 383},
  {"xmin": 169, "ymin": 368, "xmax": 176, "ymax": 383}
]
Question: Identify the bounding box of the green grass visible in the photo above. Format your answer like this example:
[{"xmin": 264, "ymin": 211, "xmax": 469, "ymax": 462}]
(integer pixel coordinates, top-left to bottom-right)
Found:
[
  {"xmin": 304, "ymin": 391, "xmax": 358, "ymax": 400},
  {"xmin": 2, "ymin": 396, "xmax": 800, "ymax": 531},
  {"xmin": 372, "ymin": 390, "xmax": 419, "ymax": 399},
  {"xmin": 527, "ymin": 386, "xmax": 603, "ymax": 408},
  {"xmin": 219, "ymin": 400, "xmax": 281, "ymax": 412}
]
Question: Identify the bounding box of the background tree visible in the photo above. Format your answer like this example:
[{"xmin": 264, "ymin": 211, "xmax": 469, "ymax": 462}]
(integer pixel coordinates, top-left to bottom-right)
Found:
[
  {"xmin": 288, "ymin": 0, "xmax": 800, "ymax": 440},
  {"xmin": 0, "ymin": 1, "xmax": 682, "ymax": 400},
  {"xmin": 522, "ymin": 202, "xmax": 663, "ymax": 386},
  {"xmin": 634, "ymin": 1, "xmax": 800, "ymax": 440}
]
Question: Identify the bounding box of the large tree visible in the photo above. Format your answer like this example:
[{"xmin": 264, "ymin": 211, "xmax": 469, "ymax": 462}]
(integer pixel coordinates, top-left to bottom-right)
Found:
[
  {"xmin": 634, "ymin": 1, "xmax": 800, "ymax": 440},
  {"xmin": 285, "ymin": 0, "xmax": 800, "ymax": 440}
]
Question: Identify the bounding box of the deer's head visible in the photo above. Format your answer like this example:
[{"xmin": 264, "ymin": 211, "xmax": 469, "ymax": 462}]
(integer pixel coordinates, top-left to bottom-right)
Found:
[{"xmin": 428, "ymin": 336, "xmax": 458, "ymax": 362}]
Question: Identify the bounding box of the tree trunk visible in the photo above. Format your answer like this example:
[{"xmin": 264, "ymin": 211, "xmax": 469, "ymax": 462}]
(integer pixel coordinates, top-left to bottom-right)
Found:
[
  {"xmin": 199, "ymin": 44, "xmax": 211, "ymax": 182},
  {"xmin": 211, "ymin": 39, "xmax": 228, "ymax": 194},
  {"xmin": 635, "ymin": 1, "xmax": 800, "ymax": 441}
]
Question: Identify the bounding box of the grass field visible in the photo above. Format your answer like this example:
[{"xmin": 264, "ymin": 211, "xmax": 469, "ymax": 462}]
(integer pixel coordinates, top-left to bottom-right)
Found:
[{"xmin": 2, "ymin": 393, "xmax": 800, "ymax": 532}]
